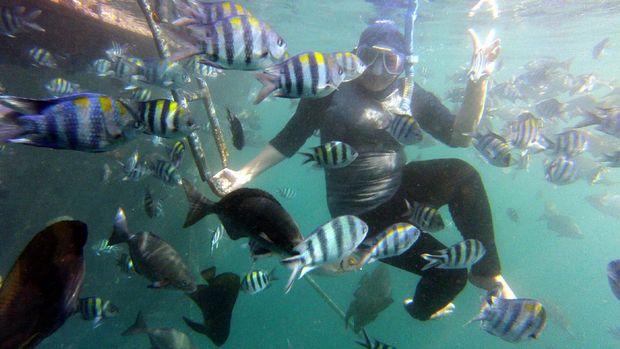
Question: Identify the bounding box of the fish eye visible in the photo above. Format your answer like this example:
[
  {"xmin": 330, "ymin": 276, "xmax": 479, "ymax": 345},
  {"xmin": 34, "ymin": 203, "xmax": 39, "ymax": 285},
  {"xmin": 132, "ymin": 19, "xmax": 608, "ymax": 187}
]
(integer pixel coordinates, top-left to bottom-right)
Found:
[{"xmin": 277, "ymin": 38, "xmax": 284, "ymax": 47}]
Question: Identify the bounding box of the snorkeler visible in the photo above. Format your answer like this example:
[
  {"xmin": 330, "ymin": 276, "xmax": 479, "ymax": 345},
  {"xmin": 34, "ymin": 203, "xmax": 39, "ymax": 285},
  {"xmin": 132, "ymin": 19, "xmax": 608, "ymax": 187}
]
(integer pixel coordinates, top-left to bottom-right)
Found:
[{"xmin": 211, "ymin": 20, "xmax": 516, "ymax": 321}]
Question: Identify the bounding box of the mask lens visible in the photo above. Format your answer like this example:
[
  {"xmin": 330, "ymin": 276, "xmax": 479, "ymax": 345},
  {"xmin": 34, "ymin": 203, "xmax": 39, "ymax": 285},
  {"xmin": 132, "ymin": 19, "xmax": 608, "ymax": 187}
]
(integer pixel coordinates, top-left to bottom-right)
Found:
[
  {"xmin": 383, "ymin": 51, "xmax": 404, "ymax": 74},
  {"xmin": 356, "ymin": 46, "xmax": 379, "ymax": 66}
]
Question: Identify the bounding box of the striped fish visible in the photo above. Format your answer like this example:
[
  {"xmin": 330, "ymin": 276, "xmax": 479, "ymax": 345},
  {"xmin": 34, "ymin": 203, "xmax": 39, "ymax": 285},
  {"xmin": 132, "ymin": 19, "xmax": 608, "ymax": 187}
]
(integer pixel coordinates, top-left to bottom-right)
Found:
[
  {"xmin": 169, "ymin": 15, "xmax": 287, "ymax": 71},
  {"xmin": 45, "ymin": 78, "xmax": 79, "ymax": 97},
  {"xmin": 116, "ymin": 253, "xmax": 136, "ymax": 275},
  {"xmin": 150, "ymin": 159, "xmax": 182, "ymax": 186},
  {"xmin": 92, "ymin": 58, "xmax": 113, "ymax": 77},
  {"xmin": 255, "ymin": 51, "xmax": 345, "ymax": 104},
  {"xmin": 77, "ymin": 297, "xmax": 120, "ymax": 328},
  {"xmin": 403, "ymin": 199, "xmax": 445, "ymax": 232},
  {"xmin": 122, "ymin": 161, "xmax": 151, "ymax": 182},
  {"xmin": 357, "ymin": 223, "xmax": 420, "ymax": 267},
  {"xmin": 184, "ymin": 56, "xmax": 221, "ymax": 79},
  {"xmin": 277, "ymin": 187, "xmax": 297, "ymax": 200},
  {"xmin": 174, "ymin": 1, "xmax": 251, "ymax": 26},
  {"xmin": 132, "ymin": 59, "xmax": 191, "ymax": 89},
  {"xmin": 508, "ymin": 112, "xmax": 549, "ymax": 153},
  {"xmin": 387, "ymin": 114, "xmax": 423, "ymax": 145},
  {"xmin": 544, "ymin": 156, "xmax": 579, "ymax": 185},
  {"xmin": 469, "ymin": 293, "xmax": 547, "ymax": 343},
  {"xmin": 109, "ymin": 56, "xmax": 143, "ymax": 81},
  {"xmin": 135, "ymin": 99, "xmax": 196, "ymax": 138},
  {"xmin": 209, "ymin": 224, "xmax": 225, "ymax": 254},
  {"xmin": 167, "ymin": 140, "xmax": 186, "ymax": 167},
  {"xmin": 547, "ymin": 129, "xmax": 588, "ymax": 158},
  {"xmin": 355, "ymin": 329, "xmax": 396, "ymax": 349},
  {"xmin": 421, "ymin": 239, "xmax": 486, "ymax": 271},
  {"xmin": 105, "ymin": 41, "xmax": 128, "ymax": 60},
  {"xmin": 29, "ymin": 47, "xmax": 57, "ymax": 68},
  {"xmin": 91, "ymin": 239, "xmax": 121, "ymax": 257},
  {"xmin": 144, "ymin": 186, "xmax": 163, "ymax": 218},
  {"xmin": 329, "ymin": 51, "xmax": 366, "ymax": 81},
  {"xmin": 282, "ymin": 215, "xmax": 368, "ymax": 293},
  {"xmin": 0, "ymin": 93, "xmax": 137, "ymax": 152},
  {"xmin": 130, "ymin": 87, "xmax": 152, "ymax": 102},
  {"xmin": 473, "ymin": 132, "xmax": 512, "ymax": 167},
  {"xmin": 301, "ymin": 141, "xmax": 358, "ymax": 169},
  {"xmin": 0, "ymin": 6, "xmax": 44, "ymax": 38},
  {"xmin": 241, "ymin": 269, "xmax": 277, "ymax": 295}
]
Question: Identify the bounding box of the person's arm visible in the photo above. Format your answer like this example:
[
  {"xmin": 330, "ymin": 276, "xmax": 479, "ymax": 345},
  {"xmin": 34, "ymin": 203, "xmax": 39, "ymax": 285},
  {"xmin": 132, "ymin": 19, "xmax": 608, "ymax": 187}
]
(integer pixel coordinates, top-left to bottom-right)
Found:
[{"xmin": 210, "ymin": 97, "xmax": 328, "ymax": 195}]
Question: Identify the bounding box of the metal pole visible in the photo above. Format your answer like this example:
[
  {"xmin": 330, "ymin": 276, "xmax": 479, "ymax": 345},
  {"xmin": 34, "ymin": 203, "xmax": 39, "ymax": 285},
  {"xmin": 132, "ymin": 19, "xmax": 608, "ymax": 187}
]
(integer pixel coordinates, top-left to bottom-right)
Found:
[
  {"xmin": 305, "ymin": 276, "xmax": 355, "ymax": 329},
  {"xmin": 197, "ymin": 78, "xmax": 229, "ymax": 169}
]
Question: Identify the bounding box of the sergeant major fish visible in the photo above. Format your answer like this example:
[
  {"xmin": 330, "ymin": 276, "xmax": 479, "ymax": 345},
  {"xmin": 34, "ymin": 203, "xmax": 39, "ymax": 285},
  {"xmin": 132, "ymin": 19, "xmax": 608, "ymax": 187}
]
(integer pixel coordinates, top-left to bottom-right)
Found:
[
  {"xmin": 282, "ymin": 215, "xmax": 368, "ymax": 293},
  {"xmin": 0, "ymin": 6, "xmax": 44, "ymax": 37},
  {"xmin": 76, "ymin": 297, "xmax": 119, "ymax": 328},
  {"xmin": 29, "ymin": 47, "xmax": 58, "ymax": 68},
  {"xmin": 329, "ymin": 51, "xmax": 367, "ymax": 81},
  {"xmin": 387, "ymin": 114, "xmax": 424, "ymax": 145},
  {"xmin": 117, "ymin": 253, "xmax": 136, "ymax": 275},
  {"xmin": 134, "ymin": 99, "xmax": 196, "ymax": 139},
  {"xmin": 0, "ymin": 93, "xmax": 137, "ymax": 152},
  {"xmin": 357, "ymin": 223, "xmax": 420, "ymax": 268},
  {"xmin": 301, "ymin": 141, "xmax": 359, "ymax": 169},
  {"xmin": 472, "ymin": 131, "xmax": 512, "ymax": 167},
  {"xmin": 255, "ymin": 51, "xmax": 345, "ymax": 104},
  {"xmin": 150, "ymin": 159, "xmax": 182, "ymax": 186},
  {"xmin": 421, "ymin": 239, "xmax": 486, "ymax": 271},
  {"xmin": 241, "ymin": 269, "xmax": 277, "ymax": 295},
  {"xmin": 45, "ymin": 78, "xmax": 80, "ymax": 97},
  {"xmin": 403, "ymin": 199, "xmax": 445, "ymax": 232},
  {"xmin": 144, "ymin": 186, "xmax": 164, "ymax": 218},
  {"xmin": 108, "ymin": 208, "xmax": 196, "ymax": 292},
  {"xmin": 356, "ymin": 329, "xmax": 396, "ymax": 349},
  {"xmin": 277, "ymin": 187, "xmax": 297, "ymax": 199}
]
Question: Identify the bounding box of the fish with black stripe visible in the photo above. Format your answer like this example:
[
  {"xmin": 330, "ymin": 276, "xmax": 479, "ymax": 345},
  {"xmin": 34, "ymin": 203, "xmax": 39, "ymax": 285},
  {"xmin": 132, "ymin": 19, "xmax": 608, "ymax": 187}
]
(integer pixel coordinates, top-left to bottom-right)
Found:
[
  {"xmin": 355, "ymin": 329, "xmax": 396, "ymax": 349},
  {"xmin": 144, "ymin": 186, "xmax": 164, "ymax": 218},
  {"xmin": 226, "ymin": 108, "xmax": 244, "ymax": 150},
  {"xmin": 174, "ymin": 0, "xmax": 251, "ymax": 26},
  {"xmin": 282, "ymin": 215, "xmax": 368, "ymax": 293},
  {"xmin": 357, "ymin": 223, "xmax": 420, "ymax": 268},
  {"xmin": 168, "ymin": 15, "xmax": 287, "ymax": 71},
  {"xmin": 130, "ymin": 59, "xmax": 191, "ymax": 89},
  {"xmin": 421, "ymin": 239, "xmax": 486, "ymax": 271},
  {"xmin": 403, "ymin": 199, "xmax": 445, "ymax": 232},
  {"xmin": 240, "ymin": 268, "xmax": 277, "ymax": 295},
  {"xmin": 472, "ymin": 131, "xmax": 512, "ymax": 167},
  {"xmin": 387, "ymin": 114, "xmax": 423, "ymax": 145},
  {"xmin": 255, "ymin": 51, "xmax": 345, "ymax": 104},
  {"xmin": 329, "ymin": 51, "xmax": 367, "ymax": 82},
  {"xmin": 130, "ymin": 87, "xmax": 152, "ymax": 102},
  {"xmin": 467, "ymin": 286, "xmax": 547, "ymax": 343},
  {"xmin": 277, "ymin": 187, "xmax": 297, "ymax": 200},
  {"xmin": 92, "ymin": 58, "xmax": 112, "ymax": 77},
  {"xmin": 150, "ymin": 159, "xmax": 182, "ymax": 186},
  {"xmin": 167, "ymin": 140, "xmax": 186, "ymax": 167},
  {"xmin": 76, "ymin": 297, "xmax": 120, "ymax": 328},
  {"xmin": 507, "ymin": 112, "xmax": 549, "ymax": 153},
  {"xmin": 0, "ymin": 93, "xmax": 137, "ymax": 152},
  {"xmin": 135, "ymin": 99, "xmax": 196, "ymax": 139},
  {"xmin": 545, "ymin": 129, "xmax": 589, "ymax": 158},
  {"xmin": 29, "ymin": 47, "xmax": 57, "ymax": 68},
  {"xmin": 300, "ymin": 141, "xmax": 359, "ymax": 169},
  {"xmin": 0, "ymin": 6, "xmax": 44, "ymax": 38},
  {"xmin": 117, "ymin": 253, "xmax": 136, "ymax": 275},
  {"xmin": 544, "ymin": 155, "xmax": 606, "ymax": 185},
  {"xmin": 45, "ymin": 78, "xmax": 80, "ymax": 97}
]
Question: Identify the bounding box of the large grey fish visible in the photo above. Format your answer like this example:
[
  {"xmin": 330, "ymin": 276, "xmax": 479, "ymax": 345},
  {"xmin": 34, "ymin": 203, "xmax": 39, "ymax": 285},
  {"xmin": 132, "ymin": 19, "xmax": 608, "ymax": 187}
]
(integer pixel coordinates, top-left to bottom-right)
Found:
[
  {"xmin": 282, "ymin": 215, "xmax": 368, "ymax": 293},
  {"xmin": 345, "ymin": 265, "xmax": 393, "ymax": 333},
  {"xmin": 585, "ymin": 193, "xmax": 620, "ymax": 220},
  {"xmin": 0, "ymin": 219, "xmax": 87, "ymax": 349},
  {"xmin": 182, "ymin": 179, "xmax": 304, "ymax": 256},
  {"xmin": 607, "ymin": 260, "xmax": 620, "ymax": 301},
  {"xmin": 576, "ymin": 108, "xmax": 620, "ymax": 138},
  {"xmin": 538, "ymin": 202, "xmax": 584, "ymax": 239},
  {"xmin": 467, "ymin": 288, "xmax": 547, "ymax": 343},
  {"xmin": 108, "ymin": 208, "xmax": 196, "ymax": 292},
  {"xmin": 123, "ymin": 311, "xmax": 197, "ymax": 349}
]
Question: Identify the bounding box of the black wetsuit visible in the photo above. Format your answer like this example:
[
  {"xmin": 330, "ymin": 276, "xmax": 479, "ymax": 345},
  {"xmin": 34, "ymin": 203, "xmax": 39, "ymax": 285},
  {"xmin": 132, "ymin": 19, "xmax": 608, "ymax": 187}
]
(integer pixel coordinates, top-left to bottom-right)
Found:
[{"xmin": 270, "ymin": 79, "xmax": 501, "ymax": 320}]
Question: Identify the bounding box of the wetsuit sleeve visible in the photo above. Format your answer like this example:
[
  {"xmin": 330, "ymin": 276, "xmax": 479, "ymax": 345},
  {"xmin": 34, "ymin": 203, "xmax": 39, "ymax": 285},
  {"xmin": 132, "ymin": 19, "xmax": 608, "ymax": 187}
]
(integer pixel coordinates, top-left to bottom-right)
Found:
[
  {"xmin": 412, "ymin": 84, "xmax": 456, "ymax": 146},
  {"xmin": 269, "ymin": 96, "xmax": 330, "ymax": 157}
]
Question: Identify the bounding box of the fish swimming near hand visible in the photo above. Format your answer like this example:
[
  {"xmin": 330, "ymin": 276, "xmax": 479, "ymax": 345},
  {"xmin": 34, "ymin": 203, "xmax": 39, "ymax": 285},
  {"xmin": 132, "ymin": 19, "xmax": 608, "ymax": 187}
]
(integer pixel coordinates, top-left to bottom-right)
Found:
[
  {"xmin": 0, "ymin": 219, "xmax": 87, "ymax": 349},
  {"xmin": 108, "ymin": 208, "xmax": 196, "ymax": 292},
  {"xmin": 345, "ymin": 265, "xmax": 393, "ymax": 333},
  {"xmin": 123, "ymin": 311, "xmax": 198, "ymax": 349},
  {"xmin": 226, "ymin": 108, "xmax": 244, "ymax": 150},
  {"xmin": 183, "ymin": 266, "xmax": 241, "ymax": 347},
  {"xmin": 0, "ymin": 93, "xmax": 137, "ymax": 152},
  {"xmin": 181, "ymin": 179, "xmax": 304, "ymax": 256}
]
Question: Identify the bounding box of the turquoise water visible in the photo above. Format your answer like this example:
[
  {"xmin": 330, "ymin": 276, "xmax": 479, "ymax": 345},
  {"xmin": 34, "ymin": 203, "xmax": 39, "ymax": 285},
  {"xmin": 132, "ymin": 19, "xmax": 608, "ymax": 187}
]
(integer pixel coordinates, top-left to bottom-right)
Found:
[{"xmin": 1, "ymin": 0, "xmax": 620, "ymax": 348}]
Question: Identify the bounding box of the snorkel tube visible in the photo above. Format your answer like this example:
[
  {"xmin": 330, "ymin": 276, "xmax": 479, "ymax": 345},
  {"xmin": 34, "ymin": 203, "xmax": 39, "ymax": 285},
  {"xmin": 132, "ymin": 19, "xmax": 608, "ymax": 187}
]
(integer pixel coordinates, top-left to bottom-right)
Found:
[{"xmin": 398, "ymin": 0, "xmax": 419, "ymax": 116}]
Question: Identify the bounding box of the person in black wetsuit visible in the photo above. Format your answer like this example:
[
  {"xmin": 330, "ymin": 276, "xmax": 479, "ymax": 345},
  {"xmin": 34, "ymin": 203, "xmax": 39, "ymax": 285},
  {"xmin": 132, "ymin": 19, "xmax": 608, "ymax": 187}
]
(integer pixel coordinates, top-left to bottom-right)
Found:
[{"xmin": 211, "ymin": 21, "xmax": 515, "ymax": 321}]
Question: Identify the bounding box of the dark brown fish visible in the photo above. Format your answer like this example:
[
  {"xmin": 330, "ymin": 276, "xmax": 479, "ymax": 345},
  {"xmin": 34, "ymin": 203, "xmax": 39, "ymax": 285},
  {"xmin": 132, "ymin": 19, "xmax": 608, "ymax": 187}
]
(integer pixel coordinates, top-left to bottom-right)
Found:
[
  {"xmin": 108, "ymin": 208, "xmax": 196, "ymax": 292},
  {"xmin": 344, "ymin": 265, "xmax": 393, "ymax": 333},
  {"xmin": 0, "ymin": 219, "xmax": 87, "ymax": 349},
  {"xmin": 226, "ymin": 108, "xmax": 244, "ymax": 150},
  {"xmin": 182, "ymin": 179, "xmax": 303, "ymax": 256},
  {"xmin": 183, "ymin": 267, "xmax": 241, "ymax": 347}
]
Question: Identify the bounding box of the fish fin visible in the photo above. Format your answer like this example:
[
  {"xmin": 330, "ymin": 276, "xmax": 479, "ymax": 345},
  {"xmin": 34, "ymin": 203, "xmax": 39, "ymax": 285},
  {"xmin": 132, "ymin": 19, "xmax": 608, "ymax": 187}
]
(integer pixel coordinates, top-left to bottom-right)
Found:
[
  {"xmin": 92, "ymin": 316, "xmax": 103, "ymax": 329},
  {"xmin": 299, "ymin": 152, "xmax": 315, "ymax": 165},
  {"xmin": 122, "ymin": 311, "xmax": 147, "ymax": 336},
  {"xmin": 23, "ymin": 9, "xmax": 45, "ymax": 32},
  {"xmin": 463, "ymin": 312, "xmax": 486, "ymax": 327},
  {"xmin": 183, "ymin": 316, "xmax": 208, "ymax": 334},
  {"xmin": 254, "ymin": 72, "xmax": 279, "ymax": 104},
  {"xmin": 108, "ymin": 208, "xmax": 130, "ymax": 245},
  {"xmin": 0, "ymin": 108, "xmax": 26, "ymax": 143},
  {"xmin": 281, "ymin": 255, "xmax": 303, "ymax": 294},
  {"xmin": 197, "ymin": 59, "xmax": 225, "ymax": 70},
  {"xmin": 268, "ymin": 267, "xmax": 278, "ymax": 282},
  {"xmin": 181, "ymin": 178, "xmax": 216, "ymax": 228},
  {"xmin": 201, "ymin": 267, "xmax": 216, "ymax": 283},
  {"xmin": 354, "ymin": 329, "xmax": 372, "ymax": 348},
  {"xmin": 574, "ymin": 111, "xmax": 602, "ymax": 129},
  {"xmin": 420, "ymin": 253, "xmax": 441, "ymax": 271}
]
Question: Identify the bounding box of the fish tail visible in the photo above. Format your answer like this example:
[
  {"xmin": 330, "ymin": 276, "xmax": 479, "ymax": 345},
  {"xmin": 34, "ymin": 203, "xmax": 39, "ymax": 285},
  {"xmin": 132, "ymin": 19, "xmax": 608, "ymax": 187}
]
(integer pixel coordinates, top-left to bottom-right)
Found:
[
  {"xmin": 420, "ymin": 253, "xmax": 441, "ymax": 271},
  {"xmin": 0, "ymin": 107, "xmax": 27, "ymax": 143},
  {"xmin": 281, "ymin": 255, "xmax": 303, "ymax": 294},
  {"xmin": 268, "ymin": 267, "xmax": 278, "ymax": 282},
  {"xmin": 300, "ymin": 152, "xmax": 315, "ymax": 165},
  {"xmin": 182, "ymin": 316, "xmax": 208, "ymax": 335},
  {"xmin": 254, "ymin": 72, "xmax": 279, "ymax": 104},
  {"xmin": 354, "ymin": 329, "xmax": 372, "ymax": 348},
  {"xmin": 122, "ymin": 311, "xmax": 147, "ymax": 336},
  {"xmin": 108, "ymin": 208, "xmax": 130, "ymax": 245},
  {"xmin": 574, "ymin": 111, "xmax": 603, "ymax": 129},
  {"xmin": 181, "ymin": 178, "xmax": 215, "ymax": 228},
  {"xmin": 23, "ymin": 9, "xmax": 45, "ymax": 32}
]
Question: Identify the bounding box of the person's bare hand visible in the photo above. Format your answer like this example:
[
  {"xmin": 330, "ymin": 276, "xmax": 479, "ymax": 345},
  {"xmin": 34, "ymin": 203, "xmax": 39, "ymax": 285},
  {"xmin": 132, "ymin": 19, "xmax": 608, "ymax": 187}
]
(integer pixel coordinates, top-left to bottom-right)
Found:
[
  {"xmin": 209, "ymin": 168, "xmax": 251, "ymax": 196},
  {"xmin": 467, "ymin": 29, "xmax": 501, "ymax": 82}
]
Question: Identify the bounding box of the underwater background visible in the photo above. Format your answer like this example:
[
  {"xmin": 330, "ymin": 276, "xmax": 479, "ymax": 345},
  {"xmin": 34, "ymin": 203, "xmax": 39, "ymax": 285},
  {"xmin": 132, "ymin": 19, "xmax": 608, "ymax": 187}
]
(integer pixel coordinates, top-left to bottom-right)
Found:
[{"xmin": 1, "ymin": 0, "xmax": 620, "ymax": 348}]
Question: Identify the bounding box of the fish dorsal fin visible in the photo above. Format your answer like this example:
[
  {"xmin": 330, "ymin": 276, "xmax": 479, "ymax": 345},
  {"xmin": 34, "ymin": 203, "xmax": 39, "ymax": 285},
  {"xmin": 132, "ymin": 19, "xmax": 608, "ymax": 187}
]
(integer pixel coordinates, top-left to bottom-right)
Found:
[{"xmin": 201, "ymin": 267, "xmax": 216, "ymax": 283}]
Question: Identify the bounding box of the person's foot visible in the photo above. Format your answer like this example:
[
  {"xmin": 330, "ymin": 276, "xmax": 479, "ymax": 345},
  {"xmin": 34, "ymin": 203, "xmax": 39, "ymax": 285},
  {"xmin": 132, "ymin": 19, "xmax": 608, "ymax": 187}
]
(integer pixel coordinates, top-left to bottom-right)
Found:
[
  {"xmin": 469, "ymin": 273, "xmax": 517, "ymax": 299},
  {"xmin": 403, "ymin": 298, "xmax": 456, "ymax": 320}
]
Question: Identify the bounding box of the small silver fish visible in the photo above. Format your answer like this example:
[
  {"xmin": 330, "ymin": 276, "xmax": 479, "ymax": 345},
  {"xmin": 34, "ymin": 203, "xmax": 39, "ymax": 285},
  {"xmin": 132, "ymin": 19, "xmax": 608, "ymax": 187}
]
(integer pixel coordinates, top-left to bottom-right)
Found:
[
  {"xmin": 209, "ymin": 224, "xmax": 224, "ymax": 254},
  {"xmin": 91, "ymin": 238, "xmax": 121, "ymax": 257}
]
